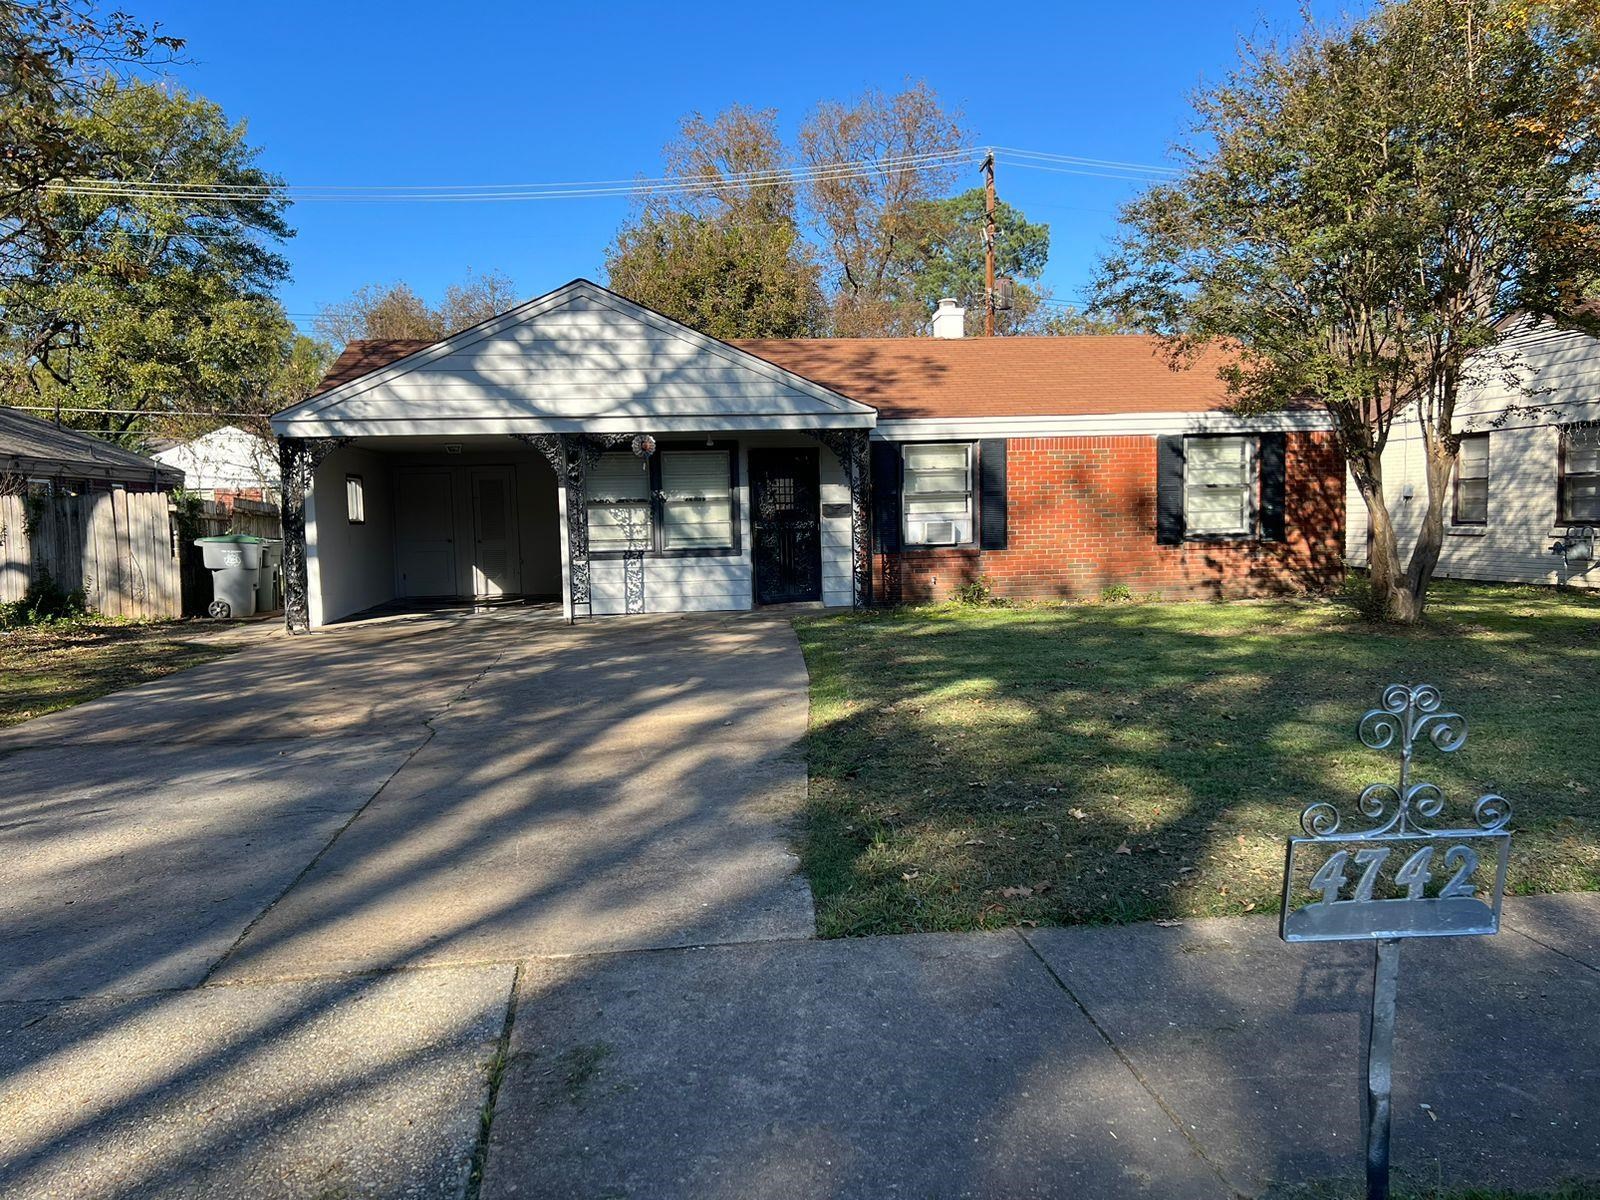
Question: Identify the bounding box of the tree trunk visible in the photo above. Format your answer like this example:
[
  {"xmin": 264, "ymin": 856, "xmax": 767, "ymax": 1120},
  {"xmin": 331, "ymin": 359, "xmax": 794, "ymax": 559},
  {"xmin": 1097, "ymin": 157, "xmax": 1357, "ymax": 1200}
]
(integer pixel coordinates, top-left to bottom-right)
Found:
[
  {"xmin": 1401, "ymin": 431, "xmax": 1455, "ymax": 620},
  {"xmin": 1346, "ymin": 442, "xmax": 1414, "ymax": 622}
]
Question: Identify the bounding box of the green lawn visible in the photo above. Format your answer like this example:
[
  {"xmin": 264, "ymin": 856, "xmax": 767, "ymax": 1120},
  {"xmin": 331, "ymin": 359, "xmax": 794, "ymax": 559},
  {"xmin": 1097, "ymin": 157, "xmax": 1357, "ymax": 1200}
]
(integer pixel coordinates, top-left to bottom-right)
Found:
[
  {"xmin": 794, "ymin": 582, "xmax": 1600, "ymax": 938},
  {"xmin": 0, "ymin": 619, "xmax": 239, "ymax": 729}
]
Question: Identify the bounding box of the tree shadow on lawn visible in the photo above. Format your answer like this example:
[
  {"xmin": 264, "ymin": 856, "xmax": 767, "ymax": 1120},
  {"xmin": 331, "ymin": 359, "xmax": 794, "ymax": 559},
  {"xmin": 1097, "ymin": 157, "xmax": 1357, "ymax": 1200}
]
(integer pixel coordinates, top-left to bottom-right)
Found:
[{"xmin": 794, "ymin": 582, "xmax": 1600, "ymax": 937}]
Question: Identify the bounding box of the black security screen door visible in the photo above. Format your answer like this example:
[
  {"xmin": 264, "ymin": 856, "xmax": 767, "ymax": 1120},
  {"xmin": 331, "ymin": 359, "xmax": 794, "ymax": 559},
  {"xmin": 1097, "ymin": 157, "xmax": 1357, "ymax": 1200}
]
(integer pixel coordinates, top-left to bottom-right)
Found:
[{"xmin": 750, "ymin": 448, "xmax": 823, "ymax": 604}]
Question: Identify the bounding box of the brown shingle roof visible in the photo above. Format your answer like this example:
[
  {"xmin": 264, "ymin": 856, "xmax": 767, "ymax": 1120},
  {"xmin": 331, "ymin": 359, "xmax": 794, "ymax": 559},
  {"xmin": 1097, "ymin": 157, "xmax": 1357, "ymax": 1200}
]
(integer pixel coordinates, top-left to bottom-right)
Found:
[
  {"xmin": 307, "ymin": 334, "xmax": 1258, "ymax": 418},
  {"xmin": 731, "ymin": 337, "xmax": 1242, "ymax": 419},
  {"xmin": 311, "ymin": 339, "xmax": 434, "ymax": 396}
]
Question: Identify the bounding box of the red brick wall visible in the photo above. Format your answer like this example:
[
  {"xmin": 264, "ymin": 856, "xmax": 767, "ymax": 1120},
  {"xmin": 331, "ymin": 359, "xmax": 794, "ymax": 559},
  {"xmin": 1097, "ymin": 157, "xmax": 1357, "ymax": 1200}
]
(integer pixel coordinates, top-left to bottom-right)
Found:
[{"xmin": 878, "ymin": 432, "xmax": 1345, "ymax": 603}]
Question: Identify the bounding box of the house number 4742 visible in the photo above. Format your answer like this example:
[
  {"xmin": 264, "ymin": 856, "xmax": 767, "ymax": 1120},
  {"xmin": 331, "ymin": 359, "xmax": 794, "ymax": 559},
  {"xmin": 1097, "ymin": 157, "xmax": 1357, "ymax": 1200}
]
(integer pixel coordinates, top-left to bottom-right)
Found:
[{"xmin": 1308, "ymin": 844, "xmax": 1481, "ymax": 905}]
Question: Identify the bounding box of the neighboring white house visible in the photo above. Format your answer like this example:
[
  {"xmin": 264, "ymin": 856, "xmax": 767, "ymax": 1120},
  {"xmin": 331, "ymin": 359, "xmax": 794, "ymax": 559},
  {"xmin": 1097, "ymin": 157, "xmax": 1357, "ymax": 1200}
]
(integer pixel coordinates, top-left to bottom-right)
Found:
[
  {"xmin": 153, "ymin": 425, "xmax": 280, "ymax": 500},
  {"xmin": 1345, "ymin": 316, "xmax": 1600, "ymax": 588}
]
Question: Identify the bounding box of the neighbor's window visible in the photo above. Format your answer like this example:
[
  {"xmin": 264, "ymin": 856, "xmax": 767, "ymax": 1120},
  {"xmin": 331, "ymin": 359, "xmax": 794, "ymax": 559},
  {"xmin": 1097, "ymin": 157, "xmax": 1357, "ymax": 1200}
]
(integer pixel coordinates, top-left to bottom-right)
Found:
[
  {"xmin": 1560, "ymin": 425, "xmax": 1600, "ymax": 523},
  {"xmin": 345, "ymin": 474, "xmax": 365, "ymax": 524},
  {"xmin": 901, "ymin": 442, "xmax": 973, "ymax": 545},
  {"xmin": 587, "ymin": 453, "xmax": 652, "ymax": 551},
  {"xmin": 660, "ymin": 449, "xmax": 734, "ymax": 551},
  {"xmin": 1183, "ymin": 436, "xmax": 1253, "ymax": 536},
  {"xmin": 1453, "ymin": 433, "xmax": 1489, "ymax": 525}
]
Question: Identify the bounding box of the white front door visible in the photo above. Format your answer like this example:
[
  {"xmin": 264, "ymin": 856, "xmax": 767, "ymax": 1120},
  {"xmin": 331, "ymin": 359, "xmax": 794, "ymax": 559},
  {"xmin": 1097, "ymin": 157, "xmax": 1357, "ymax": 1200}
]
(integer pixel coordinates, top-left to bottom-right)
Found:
[
  {"xmin": 471, "ymin": 467, "xmax": 519, "ymax": 597},
  {"xmin": 395, "ymin": 467, "xmax": 456, "ymax": 597}
]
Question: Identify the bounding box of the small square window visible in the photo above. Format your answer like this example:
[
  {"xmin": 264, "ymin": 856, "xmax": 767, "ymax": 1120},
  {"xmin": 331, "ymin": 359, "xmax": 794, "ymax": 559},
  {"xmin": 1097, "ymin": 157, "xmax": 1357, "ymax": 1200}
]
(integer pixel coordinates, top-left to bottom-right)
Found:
[{"xmin": 345, "ymin": 475, "xmax": 365, "ymax": 525}]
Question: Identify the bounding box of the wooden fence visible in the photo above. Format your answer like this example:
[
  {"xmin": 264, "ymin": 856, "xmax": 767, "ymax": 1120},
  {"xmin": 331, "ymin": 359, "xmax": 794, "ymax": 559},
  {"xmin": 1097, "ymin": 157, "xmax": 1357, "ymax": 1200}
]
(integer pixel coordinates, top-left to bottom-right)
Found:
[{"xmin": 0, "ymin": 488, "xmax": 182, "ymax": 619}]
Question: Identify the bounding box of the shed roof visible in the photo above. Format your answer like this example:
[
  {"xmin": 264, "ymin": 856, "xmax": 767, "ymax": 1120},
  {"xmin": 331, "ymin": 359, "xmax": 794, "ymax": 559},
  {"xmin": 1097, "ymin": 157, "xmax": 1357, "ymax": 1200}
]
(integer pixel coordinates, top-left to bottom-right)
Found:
[{"xmin": 0, "ymin": 408, "xmax": 183, "ymax": 488}]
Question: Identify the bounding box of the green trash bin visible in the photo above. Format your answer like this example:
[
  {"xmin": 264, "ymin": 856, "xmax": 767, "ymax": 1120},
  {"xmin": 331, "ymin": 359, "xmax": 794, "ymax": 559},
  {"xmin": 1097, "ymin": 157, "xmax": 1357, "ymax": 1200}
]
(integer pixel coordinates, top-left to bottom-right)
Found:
[{"xmin": 195, "ymin": 534, "xmax": 264, "ymax": 619}]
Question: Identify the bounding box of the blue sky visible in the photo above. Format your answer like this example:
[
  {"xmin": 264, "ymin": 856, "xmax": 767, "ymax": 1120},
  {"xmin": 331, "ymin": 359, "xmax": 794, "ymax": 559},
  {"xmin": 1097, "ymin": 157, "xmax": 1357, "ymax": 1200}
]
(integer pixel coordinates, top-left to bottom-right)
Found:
[{"xmin": 152, "ymin": 0, "xmax": 1322, "ymax": 336}]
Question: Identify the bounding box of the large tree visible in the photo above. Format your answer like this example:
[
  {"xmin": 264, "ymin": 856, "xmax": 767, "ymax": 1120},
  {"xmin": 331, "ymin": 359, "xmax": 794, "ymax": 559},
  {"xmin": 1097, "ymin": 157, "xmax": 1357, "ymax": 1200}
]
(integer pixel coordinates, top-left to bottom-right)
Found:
[
  {"xmin": 799, "ymin": 81, "xmax": 968, "ymax": 335},
  {"xmin": 1094, "ymin": 0, "xmax": 1600, "ymax": 621},
  {"xmin": 314, "ymin": 270, "xmax": 521, "ymax": 347},
  {"xmin": 897, "ymin": 187, "xmax": 1051, "ymax": 335},
  {"xmin": 3, "ymin": 75, "xmax": 298, "ymax": 441},
  {"xmin": 605, "ymin": 106, "xmax": 823, "ymax": 338},
  {"xmin": 1, "ymin": 0, "xmax": 184, "ymax": 317}
]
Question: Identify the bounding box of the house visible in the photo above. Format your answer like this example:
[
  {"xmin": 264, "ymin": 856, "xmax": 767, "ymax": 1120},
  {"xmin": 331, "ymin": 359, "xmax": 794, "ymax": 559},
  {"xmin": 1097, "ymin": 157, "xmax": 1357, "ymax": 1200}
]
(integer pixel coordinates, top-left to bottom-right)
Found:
[
  {"xmin": 152, "ymin": 424, "xmax": 281, "ymax": 503},
  {"xmin": 1344, "ymin": 316, "xmax": 1600, "ymax": 589},
  {"xmin": 0, "ymin": 407, "xmax": 184, "ymax": 617},
  {"xmin": 1, "ymin": 407, "xmax": 184, "ymax": 493},
  {"xmin": 269, "ymin": 279, "xmax": 1345, "ymax": 631}
]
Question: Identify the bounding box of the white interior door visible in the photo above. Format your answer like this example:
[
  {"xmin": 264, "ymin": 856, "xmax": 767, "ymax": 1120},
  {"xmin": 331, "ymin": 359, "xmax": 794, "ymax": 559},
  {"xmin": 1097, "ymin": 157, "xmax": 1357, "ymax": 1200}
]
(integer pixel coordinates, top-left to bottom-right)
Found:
[
  {"xmin": 395, "ymin": 468, "xmax": 456, "ymax": 597},
  {"xmin": 471, "ymin": 467, "xmax": 519, "ymax": 597}
]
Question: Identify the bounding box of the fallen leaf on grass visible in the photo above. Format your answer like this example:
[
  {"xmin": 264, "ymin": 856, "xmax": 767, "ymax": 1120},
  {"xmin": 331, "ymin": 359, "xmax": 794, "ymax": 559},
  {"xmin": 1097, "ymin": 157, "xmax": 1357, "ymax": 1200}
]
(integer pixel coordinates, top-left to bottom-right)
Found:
[
  {"xmin": 1069, "ymin": 808, "xmax": 1087, "ymax": 820},
  {"xmin": 1000, "ymin": 886, "xmax": 1034, "ymax": 898},
  {"xmin": 1114, "ymin": 843, "xmax": 1132, "ymax": 855}
]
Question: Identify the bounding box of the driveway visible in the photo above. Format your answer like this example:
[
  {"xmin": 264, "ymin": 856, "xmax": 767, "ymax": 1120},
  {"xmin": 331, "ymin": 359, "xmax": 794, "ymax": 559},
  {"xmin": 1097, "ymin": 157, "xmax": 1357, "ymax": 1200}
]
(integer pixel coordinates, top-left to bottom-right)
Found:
[{"xmin": 0, "ymin": 608, "xmax": 817, "ymax": 1000}]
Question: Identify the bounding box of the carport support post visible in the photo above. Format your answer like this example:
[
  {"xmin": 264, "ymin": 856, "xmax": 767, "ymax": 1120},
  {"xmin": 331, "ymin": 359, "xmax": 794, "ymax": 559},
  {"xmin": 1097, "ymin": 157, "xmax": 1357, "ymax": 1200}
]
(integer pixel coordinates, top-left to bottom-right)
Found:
[{"xmin": 278, "ymin": 435, "xmax": 352, "ymax": 634}]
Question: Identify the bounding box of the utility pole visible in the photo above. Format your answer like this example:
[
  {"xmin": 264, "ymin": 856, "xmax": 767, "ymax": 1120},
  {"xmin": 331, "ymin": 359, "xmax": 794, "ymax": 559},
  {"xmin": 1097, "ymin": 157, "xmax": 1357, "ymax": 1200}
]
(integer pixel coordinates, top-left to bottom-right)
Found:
[{"xmin": 982, "ymin": 151, "xmax": 996, "ymax": 337}]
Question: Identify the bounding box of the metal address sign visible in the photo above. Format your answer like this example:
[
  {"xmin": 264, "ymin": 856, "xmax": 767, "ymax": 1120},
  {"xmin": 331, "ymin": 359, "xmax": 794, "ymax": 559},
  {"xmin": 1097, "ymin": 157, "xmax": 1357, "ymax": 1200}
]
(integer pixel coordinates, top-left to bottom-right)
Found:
[{"xmin": 1280, "ymin": 683, "xmax": 1512, "ymax": 1200}]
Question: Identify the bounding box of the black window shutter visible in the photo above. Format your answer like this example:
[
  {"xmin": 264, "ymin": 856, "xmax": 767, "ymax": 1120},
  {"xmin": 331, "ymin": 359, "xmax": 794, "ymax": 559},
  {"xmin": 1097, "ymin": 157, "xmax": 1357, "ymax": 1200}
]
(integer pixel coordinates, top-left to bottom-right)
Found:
[
  {"xmin": 1156, "ymin": 435, "xmax": 1186, "ymax": 545},
  {"xmin": 871, "ymin": 440, "xmax": 902, "ymax": 553},
  {"xmin": 978, "ymin": 439, "xmax": 1008, "ymax": 549},
  {"xmin": 1258, "ymin": 432, "xmax": 1287, "ymax": 541}
]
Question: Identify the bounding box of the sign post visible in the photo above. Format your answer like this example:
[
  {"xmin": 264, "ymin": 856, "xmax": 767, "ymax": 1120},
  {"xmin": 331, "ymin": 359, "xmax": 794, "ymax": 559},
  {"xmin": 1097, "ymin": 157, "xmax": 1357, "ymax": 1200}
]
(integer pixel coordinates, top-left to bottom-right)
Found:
[{"xmin": 1280, "ymin": 683, "xmax": 1512, "ymax": 1200}]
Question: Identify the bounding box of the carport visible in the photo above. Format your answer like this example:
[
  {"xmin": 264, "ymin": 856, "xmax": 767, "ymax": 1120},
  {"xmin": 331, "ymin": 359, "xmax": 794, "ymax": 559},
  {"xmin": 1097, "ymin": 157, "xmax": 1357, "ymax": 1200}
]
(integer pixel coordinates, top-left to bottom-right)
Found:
[{"xmin": 272, "ymin": 280, "xmax": 875, "ymax": 631}]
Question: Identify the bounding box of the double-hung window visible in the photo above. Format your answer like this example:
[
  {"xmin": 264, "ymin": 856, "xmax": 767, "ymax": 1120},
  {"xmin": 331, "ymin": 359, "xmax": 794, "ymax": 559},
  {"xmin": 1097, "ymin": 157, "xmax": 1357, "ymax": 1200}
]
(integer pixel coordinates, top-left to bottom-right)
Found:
[
  {"xmin": 1453, "ymin": 433, "xmax": 1489, "ymax": 525},
  {"xmin": 587, "ymin": 453, "xmax": 653, "ymax": 552},
  {"xmin": 660, "ymin": 449, "xmax": 735, "ymax": 551},
  {"xmin": 586, "ymin": 446, "xmax": 738, "ymax": 555},
  {"xmin": 902, "ymin": 443, "xmax": 973, "ymax": 545},
  {"xmin": 1183, "ymin": 436, "xmax": 1253, "ymax": 536},
  {"xmin": 1560, "ymin": 426, "xmax": 1600, "ymax": 523}
]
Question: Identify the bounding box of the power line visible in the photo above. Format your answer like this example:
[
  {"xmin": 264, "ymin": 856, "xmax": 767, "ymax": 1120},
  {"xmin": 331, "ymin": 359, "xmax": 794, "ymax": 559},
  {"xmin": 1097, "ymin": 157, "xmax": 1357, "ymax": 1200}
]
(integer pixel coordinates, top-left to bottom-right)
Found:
[
  {"xmin": 39, "ymin": 145, "xmax": 1178, "ymax": 205},
  {"xmin": 44, "ymin": 149, "xmax": 983, "ymax": 204},
  {"xmin": 51, "ymin": 146, "xmax": 975, "ymax": 195}
]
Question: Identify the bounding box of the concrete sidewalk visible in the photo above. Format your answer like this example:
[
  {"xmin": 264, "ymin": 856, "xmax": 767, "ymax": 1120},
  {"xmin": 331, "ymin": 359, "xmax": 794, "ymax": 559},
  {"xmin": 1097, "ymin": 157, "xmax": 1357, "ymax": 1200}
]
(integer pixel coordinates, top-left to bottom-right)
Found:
[
  {"xmin": 1, "ymin": 895, "xmax": 1595, "ymax": 1197},
  {"xmin": 476, "ymin": 893, "xmax": 1600, "ymax": 1200}
]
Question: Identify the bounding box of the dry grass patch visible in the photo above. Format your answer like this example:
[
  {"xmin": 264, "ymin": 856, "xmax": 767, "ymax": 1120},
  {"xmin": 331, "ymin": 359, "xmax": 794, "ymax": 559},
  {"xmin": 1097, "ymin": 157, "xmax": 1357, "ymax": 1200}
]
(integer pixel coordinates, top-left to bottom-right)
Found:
[{"xmin": 0, "ymin": 618, "xmax": 239, "ymax": 728}]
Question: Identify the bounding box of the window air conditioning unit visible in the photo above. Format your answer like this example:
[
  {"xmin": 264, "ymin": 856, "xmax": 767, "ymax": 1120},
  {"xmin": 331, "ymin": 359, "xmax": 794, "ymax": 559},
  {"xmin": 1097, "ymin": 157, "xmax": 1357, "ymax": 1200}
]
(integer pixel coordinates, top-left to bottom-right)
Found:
[
  {"xmin": 1552, "ymin": 525, "xmax": 1596, "ymax": 568},
  {"xmin": 921, "ymin": 520, "xmax": 959, "ymax": 545}
]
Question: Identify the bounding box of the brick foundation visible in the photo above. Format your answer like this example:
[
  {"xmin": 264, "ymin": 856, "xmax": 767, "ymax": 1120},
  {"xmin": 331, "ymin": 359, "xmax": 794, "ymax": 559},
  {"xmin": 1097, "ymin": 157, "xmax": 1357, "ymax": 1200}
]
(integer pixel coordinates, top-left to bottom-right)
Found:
[{"xmin": 877, "ymin": 432, "xmax": 1345, "ymax": 604}]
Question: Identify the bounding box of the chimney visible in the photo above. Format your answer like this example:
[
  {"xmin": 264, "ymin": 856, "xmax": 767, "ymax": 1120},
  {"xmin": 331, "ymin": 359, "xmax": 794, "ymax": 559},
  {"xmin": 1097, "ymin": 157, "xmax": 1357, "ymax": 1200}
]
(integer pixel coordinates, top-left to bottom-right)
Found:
[{"xmin": 931, "ymin": 298, "xmax": 966, "ymax": 339}]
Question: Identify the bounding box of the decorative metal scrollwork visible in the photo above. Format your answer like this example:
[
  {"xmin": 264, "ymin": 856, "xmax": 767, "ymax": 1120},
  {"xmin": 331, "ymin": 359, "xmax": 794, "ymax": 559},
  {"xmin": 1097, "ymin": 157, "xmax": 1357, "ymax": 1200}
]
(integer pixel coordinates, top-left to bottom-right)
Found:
[
  {"xmin": 1299, "ymin": 683, "xmax": 1512, "ymax": 840},
  {"xmin": 802, "ymin": 428, "xmax": 872, "ymax": 609},
  {"xmin": 511, "ymin": 432, "xmax": 648, "ymax": 622},
  {"xmin": 279, "ymin": 435, "xmax": 353, "ymax": 634}
]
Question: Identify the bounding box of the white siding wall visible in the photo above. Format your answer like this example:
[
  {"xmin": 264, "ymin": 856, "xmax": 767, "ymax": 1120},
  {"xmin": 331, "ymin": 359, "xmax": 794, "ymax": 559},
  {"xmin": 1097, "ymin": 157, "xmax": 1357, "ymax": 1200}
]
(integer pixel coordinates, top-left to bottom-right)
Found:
[
  {"xmin": 586, "ymin": 434, "xmax": 854, "ymax": 616},
  {"xmin": 309, "ymin": 446, "xmax": 396, "ymax": 625},
  {"xmin": 285, "ymin": 287, "xmax": 869, "ymax": 434},
  {"xmin": 153, "ymin": 425, "xmax": 279, "ymax": 495},
  {"xmin": 1345, "ymin": 321, "xmax": 1600, "ymax": 588}
]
